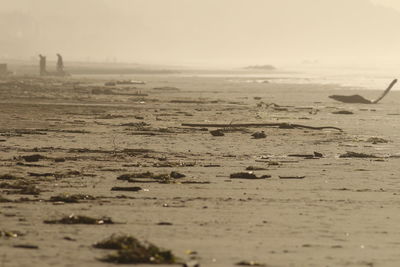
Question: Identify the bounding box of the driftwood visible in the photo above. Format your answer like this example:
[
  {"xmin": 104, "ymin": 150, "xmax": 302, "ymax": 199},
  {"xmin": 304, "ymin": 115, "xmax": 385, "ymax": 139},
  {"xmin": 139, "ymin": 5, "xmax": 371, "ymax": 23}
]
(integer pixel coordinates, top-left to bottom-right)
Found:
[
  {"xmin": 329, "ymin": 79, "xmax": 397, "ymax": 104},
  {"xmin": 182, "ymin": 122, "xmax": 342, "ymax": 131}
]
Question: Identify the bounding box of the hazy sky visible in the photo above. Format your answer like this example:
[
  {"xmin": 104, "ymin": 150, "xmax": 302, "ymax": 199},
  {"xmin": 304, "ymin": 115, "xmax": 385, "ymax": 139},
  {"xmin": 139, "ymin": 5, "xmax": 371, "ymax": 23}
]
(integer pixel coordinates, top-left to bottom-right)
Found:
[{"xmin": 1, "ymin": 0, "xmax": 400, "ymax": 66}]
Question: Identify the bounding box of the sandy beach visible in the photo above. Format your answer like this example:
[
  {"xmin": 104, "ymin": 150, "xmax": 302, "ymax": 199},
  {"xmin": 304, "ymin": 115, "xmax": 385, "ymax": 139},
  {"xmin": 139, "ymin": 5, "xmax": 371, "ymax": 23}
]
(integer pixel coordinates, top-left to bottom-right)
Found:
[{"xmin": 1, "ymin": 73, "xmax": 400, "ymax": 267}]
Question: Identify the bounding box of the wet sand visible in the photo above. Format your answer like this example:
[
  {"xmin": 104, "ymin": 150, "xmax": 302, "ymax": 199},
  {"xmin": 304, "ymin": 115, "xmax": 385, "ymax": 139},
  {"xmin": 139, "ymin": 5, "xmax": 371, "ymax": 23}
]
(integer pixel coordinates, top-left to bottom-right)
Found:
[{"xmin": 1, "ymin": 74, "xmax": 400, "ymax": 266}]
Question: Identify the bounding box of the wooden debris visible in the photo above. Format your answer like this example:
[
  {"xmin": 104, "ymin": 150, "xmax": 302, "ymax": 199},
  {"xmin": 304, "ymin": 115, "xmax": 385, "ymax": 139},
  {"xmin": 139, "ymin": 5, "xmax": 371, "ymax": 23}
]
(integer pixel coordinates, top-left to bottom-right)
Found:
[
  {"xmin": 329, "ymin": 79, "xmax": 397, "ymax": 104},
  {"xmin": 183, "ymin": 122, "xmax": 342, "ymax": 131},
  {"xmin": 279, "ymin": 176, "xmax": 305, "ymax": 179}
]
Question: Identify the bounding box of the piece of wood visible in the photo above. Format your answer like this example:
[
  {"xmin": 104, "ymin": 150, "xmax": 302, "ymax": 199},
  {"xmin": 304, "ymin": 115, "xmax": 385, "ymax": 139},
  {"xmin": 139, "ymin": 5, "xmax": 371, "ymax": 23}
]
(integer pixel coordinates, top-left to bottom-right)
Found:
[
  {"xmin": 329, "ymin": 79, "xmax": 397, "ymax": 104},
  {"xmin": 182, "ymin": 122, "xmax": 342, "ymax": 131}
]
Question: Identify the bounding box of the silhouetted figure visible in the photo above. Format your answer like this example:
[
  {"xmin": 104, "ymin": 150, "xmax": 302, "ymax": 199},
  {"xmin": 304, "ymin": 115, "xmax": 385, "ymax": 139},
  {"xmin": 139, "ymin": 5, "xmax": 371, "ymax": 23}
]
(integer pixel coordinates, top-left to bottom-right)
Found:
[
  {"xmin": 39, "ymin": 54, "xmax": 47, "ymax": 76},
  {"xmin": 56, "ymin": 53, "xmax": 64, "ymax": 75}
]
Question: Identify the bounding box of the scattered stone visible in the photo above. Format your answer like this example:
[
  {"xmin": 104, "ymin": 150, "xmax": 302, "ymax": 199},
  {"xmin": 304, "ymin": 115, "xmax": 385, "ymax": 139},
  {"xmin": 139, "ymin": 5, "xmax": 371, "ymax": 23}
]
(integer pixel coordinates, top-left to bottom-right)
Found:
[
  {"xmin": 170, "ymin": 171, "xmax": 186, "ymax": 179},
  {"xmin": 44, "ymin": 214, "xmax": 114, "ymax": 225},
  {"xmin": 210, "ymin": 129, "xmax": 224, "ymax": 136},
  {"xmin": 313, "ymin": 151, "xmax": 323, "ymax": 158},
  {"xmin": 251, "ymin": 131, "xmax": 267, "ymax": 139}
]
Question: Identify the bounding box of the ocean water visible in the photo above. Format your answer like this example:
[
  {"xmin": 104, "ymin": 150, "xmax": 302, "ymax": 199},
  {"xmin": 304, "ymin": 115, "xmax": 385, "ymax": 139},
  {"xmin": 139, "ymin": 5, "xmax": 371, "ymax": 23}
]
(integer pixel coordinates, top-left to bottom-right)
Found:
[{"xmin": 223, "ymin": 66, "xmax": 400, "ymax": 91}]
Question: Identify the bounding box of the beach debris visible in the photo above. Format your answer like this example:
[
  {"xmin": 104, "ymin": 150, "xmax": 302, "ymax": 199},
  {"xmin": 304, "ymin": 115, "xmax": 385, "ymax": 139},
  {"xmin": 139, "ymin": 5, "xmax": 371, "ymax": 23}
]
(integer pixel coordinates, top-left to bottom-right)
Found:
[
  {"xmin": 251, "ymin": 131, "xmax": 267, "ymax": 139},
  {"xmin": 313, "ymin": 151, "xmax": 324, "ymax": 158},
  {"xmin": 236, "ymin": 261, "xmax": 267, "ymax": 266},
  {"xmin": 183, "ymin": 122, "xmax": 342, "ymax": 131},
  {"xmin": 288, "ymin": 152, "xmax": 323, "ymax": 159},
  {"xmin": 0, "ymin": 174, "xmax": 19, "ymax": 180},
  {"xmin": 44, "ymin": 214, "xmax": 114, "ymax": 225},
  {"xmin": 21, "ymin": 154, "xmax": 45, "ymax": 162},
  {"xmin": 157, "ymin": 222, "xmax": 173, "ymax": 226},
  {"xmin": 28, "ymin": 172, "xmax": 54, "ymax": 177},
  {"xmin": 13, "ymin": 244, "xmax": 39, "ymax": 249},
  {"xmin": 210, "ymin": 129, "xmax": 225, "ymax": 136},
  {"xmin": 49, "ymin": 193, "xmax": 96, "ymax": 203},
  {"xmin": 246, "ymin": 166, "xmax": 268, "ymax": 171},
  {"xmin": 279, "ymin": 176, "xmax": 305, "ymax": 179},
  {"xmin": 94, "ymin": 234, "xmax": 177, "ymax": 264},
  {"xmin": 367, "ymin": 137, "xmax": 389, "ymax": 144},
  {"xmin": 0, "ymin": 180, "xmax": 41, "ymax": 195},
  {"xmin": 230, "ymin": 172, "xmax": 271, "ymax": 179},
  {"xmin": 117, "ymin": 171, "xmax": 185, "ymax": 184},
  {"xmin": 0, "ymin": 230, "xmax": 24, "ymax": 238},
  {"xmin": 332, "ymin": 110, "xmax": 354, "ymax": 115},
  {"xmin": 339, "ymin": 151, "xmax": 378, "ymax": 158},
  {"xmin": 329, "ymin": 79, "xmax": 397, "ymax": 104},
  {"xmin": 170, "ymin": 171, "xmax": 186, "ymax": 179},
  {"xmin": 183, "ymin": 260, "xmax": 200, "ymax": 267},
  {"xmin": 111, "ymin": 186, "xmax": 143, "ymax": 192},
  {"xmin": 0, "ymin": 195, "xmax": 12, "ymax": 202}
]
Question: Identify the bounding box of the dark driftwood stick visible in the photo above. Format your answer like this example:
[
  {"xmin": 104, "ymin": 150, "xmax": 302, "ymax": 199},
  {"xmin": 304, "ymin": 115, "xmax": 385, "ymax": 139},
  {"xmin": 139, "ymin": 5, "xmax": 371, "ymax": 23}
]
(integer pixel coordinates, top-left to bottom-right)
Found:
[{"xmin": 181, "ymin": 123, "xmax": 343, "ymax": 131}]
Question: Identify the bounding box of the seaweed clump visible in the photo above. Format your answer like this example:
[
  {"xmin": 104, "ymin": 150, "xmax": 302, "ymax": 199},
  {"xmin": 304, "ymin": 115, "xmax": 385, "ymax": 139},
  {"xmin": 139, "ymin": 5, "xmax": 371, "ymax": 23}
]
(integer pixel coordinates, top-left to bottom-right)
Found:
[
  {"xmin": 94, "ymin": 234, "xmax": 177, "ymax": 264},
  {"xmin": 44, "ymin": 214, "xmax": 114, "ymax": 225},
  {"xmin": 339, "ymin": 151, "xmax": 378, "ymax": 158},
  {"xmin": 0, "ymin": 180, "xmax": 41, "ymax": 195},
  {"xmin": 117, "ymin": 171, "xmax": 185, "ymax": 184},
  {"xmin": 49, "ymin": 193, "xmax": 96, "ymax": 203}
]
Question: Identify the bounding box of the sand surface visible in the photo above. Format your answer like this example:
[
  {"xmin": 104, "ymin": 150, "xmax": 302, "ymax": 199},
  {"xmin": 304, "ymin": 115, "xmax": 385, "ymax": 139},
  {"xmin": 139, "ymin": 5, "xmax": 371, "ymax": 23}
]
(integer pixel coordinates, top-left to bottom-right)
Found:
[{"xmin": 1, "ymin": 74, "xmax": 400, "ymax": 267}]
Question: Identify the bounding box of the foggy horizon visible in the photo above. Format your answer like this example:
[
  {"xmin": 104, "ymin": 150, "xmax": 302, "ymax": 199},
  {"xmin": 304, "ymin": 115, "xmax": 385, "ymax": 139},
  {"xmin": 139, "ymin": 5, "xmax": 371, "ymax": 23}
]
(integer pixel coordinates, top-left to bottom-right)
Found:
[{"xmin": 2, "ymin": 0, "xmax": 400, "ymax": 67}]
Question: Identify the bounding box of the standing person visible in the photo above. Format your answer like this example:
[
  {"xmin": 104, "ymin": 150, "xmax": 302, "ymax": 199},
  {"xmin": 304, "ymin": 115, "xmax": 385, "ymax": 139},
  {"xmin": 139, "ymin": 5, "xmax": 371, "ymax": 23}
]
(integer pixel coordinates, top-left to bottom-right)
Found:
[
  {"xmin": 39, "ymin": 54, "xmax": 47, "ymax": 76},
  {"xmin": 56, "ymin": 53, "xmax": 64, "ymax": 75}
]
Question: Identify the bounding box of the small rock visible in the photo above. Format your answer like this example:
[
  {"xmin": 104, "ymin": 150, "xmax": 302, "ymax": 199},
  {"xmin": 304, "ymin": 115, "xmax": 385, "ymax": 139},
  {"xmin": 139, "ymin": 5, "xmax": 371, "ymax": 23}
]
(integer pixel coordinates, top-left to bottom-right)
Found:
[
  {"xmin": 210, "ymin": 130, "xmax": 224, "ymax": 136},
  {"xmin": 170, "ymin": 171, "xmax": 185, "ymax": 179},
  {"xmin": 251, "ymin": 131, "xmax": 267, "ymax": 139}
]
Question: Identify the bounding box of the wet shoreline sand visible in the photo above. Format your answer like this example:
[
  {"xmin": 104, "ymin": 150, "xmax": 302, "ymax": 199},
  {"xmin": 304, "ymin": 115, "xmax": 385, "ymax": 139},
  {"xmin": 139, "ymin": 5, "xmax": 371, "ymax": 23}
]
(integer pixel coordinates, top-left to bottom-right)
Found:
[{"xmin": 1, "ymin": 74, "xmax": 400, "ymax": 266}]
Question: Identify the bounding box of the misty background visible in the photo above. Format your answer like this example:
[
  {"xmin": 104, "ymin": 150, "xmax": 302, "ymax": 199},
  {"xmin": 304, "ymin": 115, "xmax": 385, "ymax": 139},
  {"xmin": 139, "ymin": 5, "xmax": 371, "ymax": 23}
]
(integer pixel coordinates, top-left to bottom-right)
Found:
[{"xmin": 1, "ymin": 0, "xmax": 400, "ymax": 67}]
